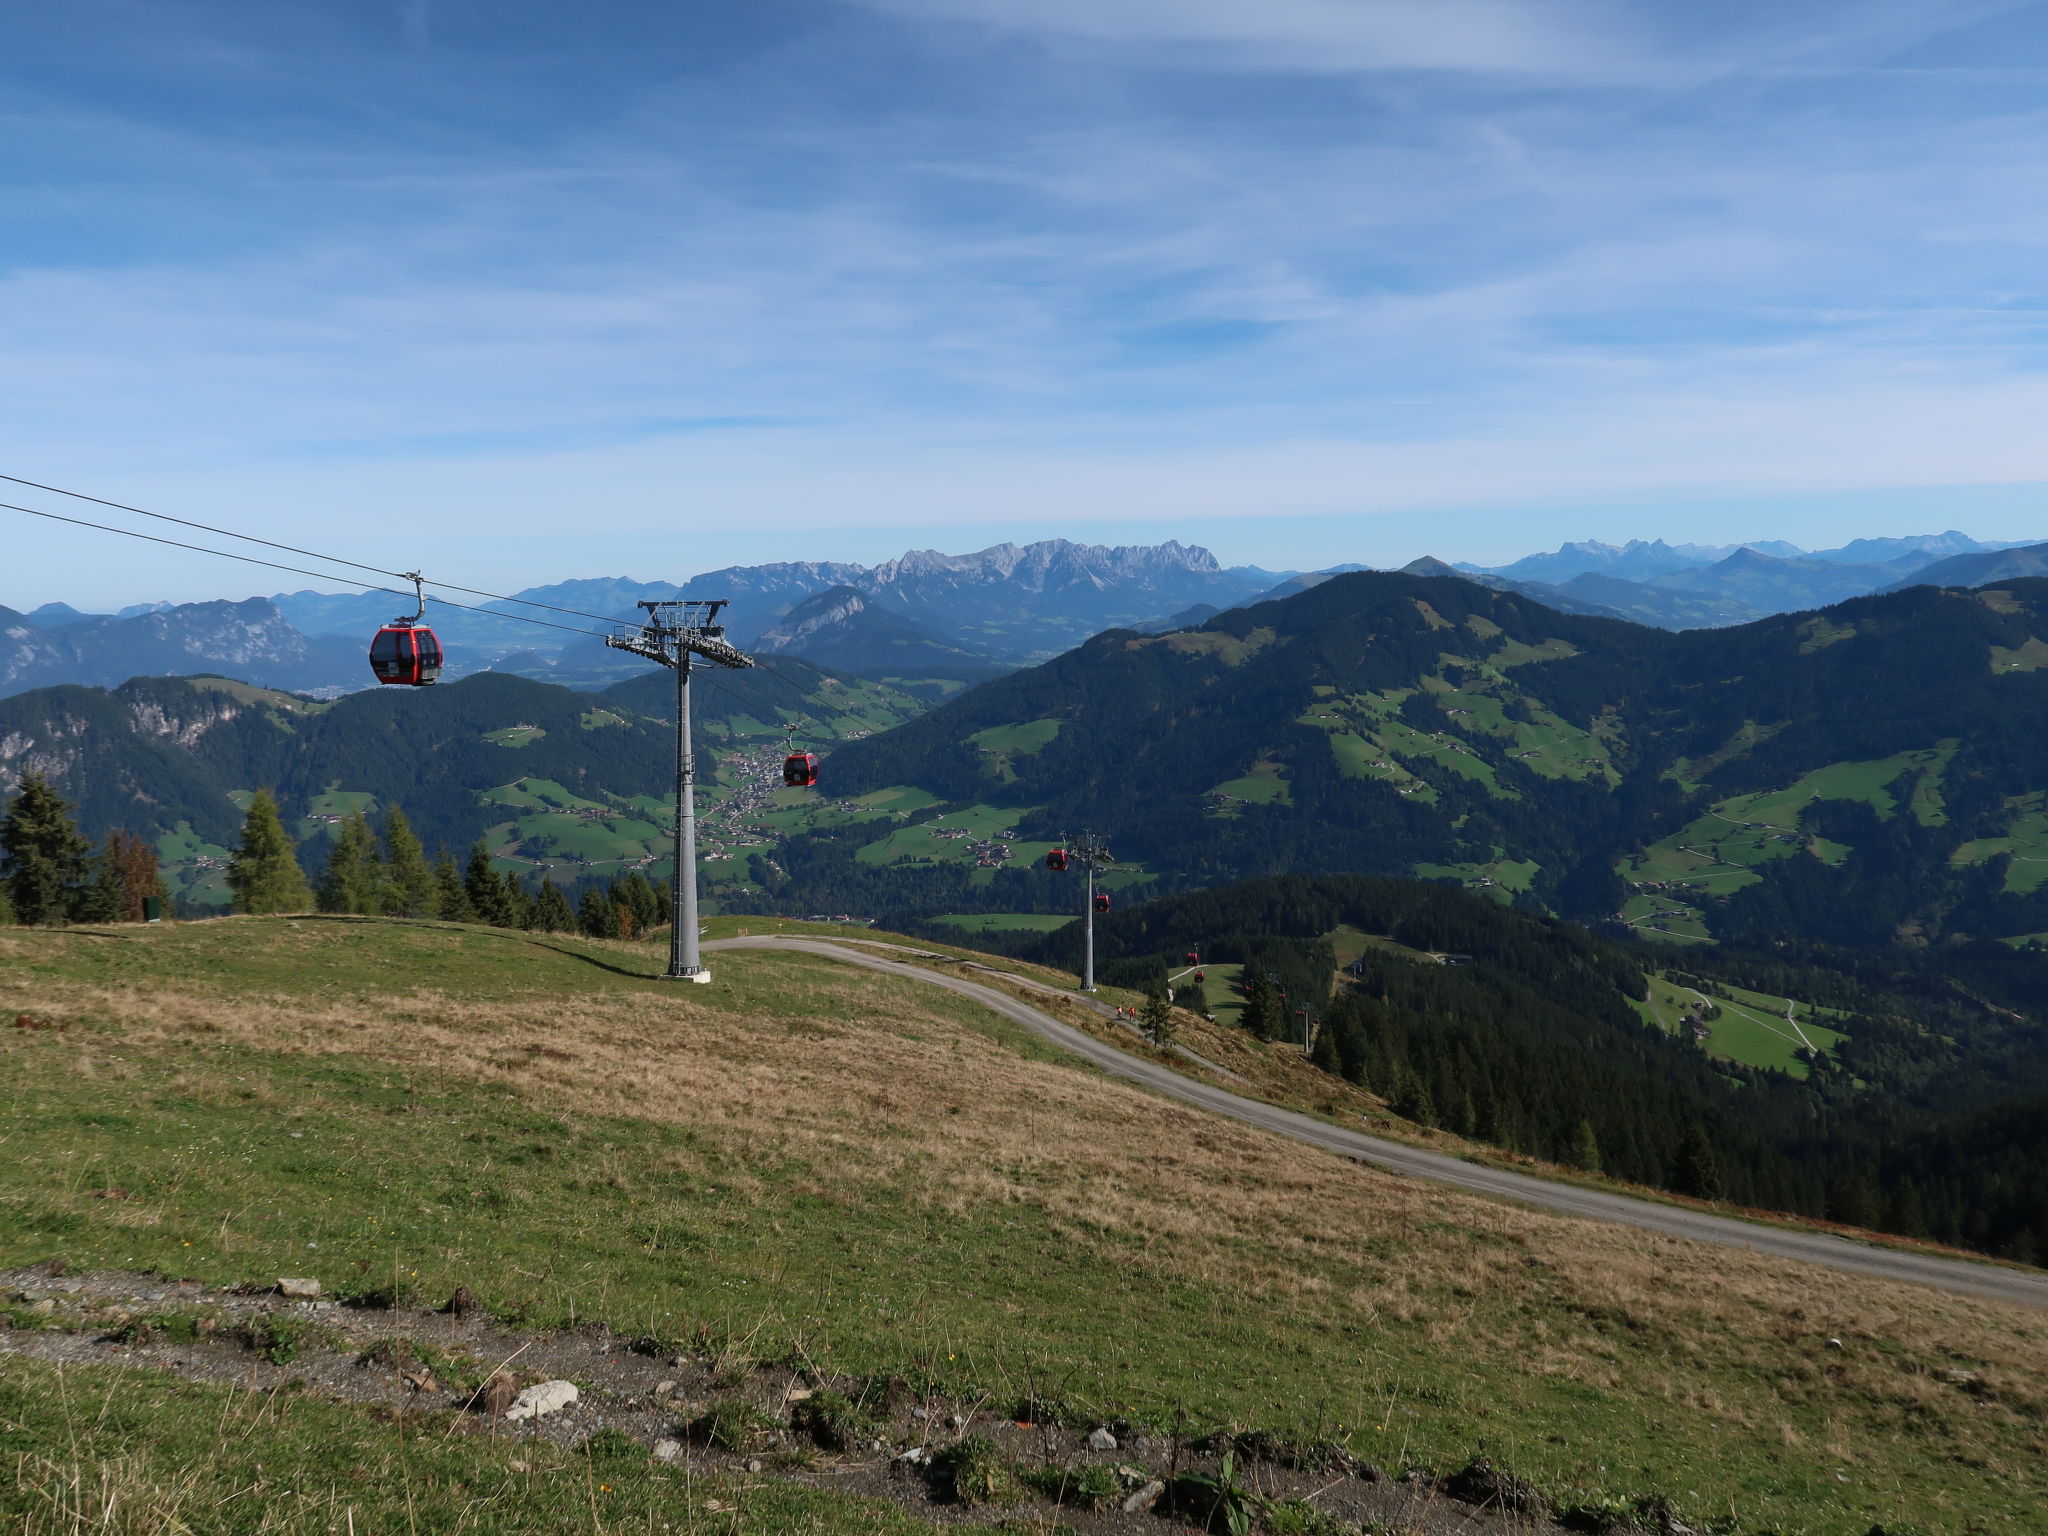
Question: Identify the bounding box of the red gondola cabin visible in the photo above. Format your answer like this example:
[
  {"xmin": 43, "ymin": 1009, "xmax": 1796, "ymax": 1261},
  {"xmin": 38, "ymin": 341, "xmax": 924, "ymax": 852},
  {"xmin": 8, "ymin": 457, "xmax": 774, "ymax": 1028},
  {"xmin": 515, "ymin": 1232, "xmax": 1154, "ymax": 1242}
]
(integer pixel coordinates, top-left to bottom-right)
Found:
[
  {"xmin": 1193, "ymin": 970, "xmax": 1206, "ymax": 983},
  {"xmin": 1045, "ymin": 848, "xmax": 1068, "ymax": 872},
  {"xmin": 783, "ymin": 752, "xmax": 820, "ymax": 788},
  {"xmin": 1093, "ymin": 892, "xmax": 1111, "ymax": 914},
  {"xmin": 1184, "ymin": 950, "xmax": 1200, "ymax": 964},
  {"xmin": 369, "ymin": 624, "xmax": 442, "ymax": 686}
]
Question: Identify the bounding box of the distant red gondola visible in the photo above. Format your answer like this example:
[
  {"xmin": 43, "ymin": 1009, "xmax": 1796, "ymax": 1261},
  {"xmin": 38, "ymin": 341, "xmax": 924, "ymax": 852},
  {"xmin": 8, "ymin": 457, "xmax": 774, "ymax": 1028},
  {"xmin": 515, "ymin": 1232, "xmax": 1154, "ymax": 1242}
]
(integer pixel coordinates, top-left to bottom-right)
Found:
[
  {"xmin": 1193, "ymin": 969, "xmax": 1206, "ymax": 983},
  {"xmin": 1184, "ymin": 949, "xmax": 1199, "ymax": 964},
  {"xmin": 783, "ymin": 752, "xmax": 819, "ymax": 788},
  {"xmin": 369, "ymin": 574, "xmax": 442, "ymax": 686},
  {"xmin": 1046, "ymin": 848, "xmax": 1068, "ymax": 872},
  {"xmin": 1094, "ymin": 892, "xmax": 1111, "ymax": 914}
]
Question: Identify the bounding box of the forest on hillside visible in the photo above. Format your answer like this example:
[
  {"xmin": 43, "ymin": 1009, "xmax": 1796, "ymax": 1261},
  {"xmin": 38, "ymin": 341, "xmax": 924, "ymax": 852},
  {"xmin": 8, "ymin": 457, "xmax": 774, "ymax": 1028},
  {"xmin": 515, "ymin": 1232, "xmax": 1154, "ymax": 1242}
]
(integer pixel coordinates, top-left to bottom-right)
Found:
[{"xmin": 950, "ymin": 875, "xmax": 2048, "ymax": 1264}]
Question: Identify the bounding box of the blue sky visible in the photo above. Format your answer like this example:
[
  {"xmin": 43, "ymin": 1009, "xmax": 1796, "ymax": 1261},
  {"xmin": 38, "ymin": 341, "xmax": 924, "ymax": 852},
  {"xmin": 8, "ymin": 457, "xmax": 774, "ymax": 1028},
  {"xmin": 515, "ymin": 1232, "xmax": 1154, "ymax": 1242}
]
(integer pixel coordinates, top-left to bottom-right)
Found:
[{"xmin": 7, "ymin": 0, "xmax": 2048, "ymax": 605}]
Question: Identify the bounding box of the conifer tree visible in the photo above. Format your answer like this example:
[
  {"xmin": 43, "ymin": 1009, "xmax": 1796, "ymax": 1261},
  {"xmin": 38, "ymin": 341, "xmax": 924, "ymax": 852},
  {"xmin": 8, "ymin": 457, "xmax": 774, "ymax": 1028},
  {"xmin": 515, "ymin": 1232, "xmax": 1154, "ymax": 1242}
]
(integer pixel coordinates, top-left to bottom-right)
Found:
[
  {"xmin": 79, "ymin": 842, "xmax": 126, "ymax": 923},
  {"xmin": 618, "ymin": 871, "xmax": 664, "ymax": 933},
  {"xmin": 499, "ymin": 870, "xmax": 536, "ymax": 930},
  {"xmin": 579, "ymin": 884, "xmax": 621, "ymax": 939},
  {"xmin": 317, "ymin": 811, "xmax": 384, "ymax": 915},
  {"xmin": 432, "ymin": 851, "xmax": 474, "ymax": 922},
  {"xmin": 1238, "ymin": 966, "xmax": 1279, "ymax": 1040},
  {"xmin": 534, "ymin": 876, "xmax": 575, "ymax": 933},
  {"xmin": 1670, "ymin": 1122, "xmax": 1725, "ymax": 1202},
  {"xmin": 1139, "ymin": 987, "xmax": 1176, "ymax": 1046},
  {"xmin": 0, "ymin": 879, "xmax": 13, "ymax": 925},
  {"xmin": 464, "ymin": 843, "xmax": 510, "ymax": 927},
  {"xmin": 226, "ymin": 790, "xmax": 313, "ymax": 915},
  {"xmin": 1393, "ymin": 1071, "xmax": 1437, "ymax": 1128},
  {"xmin": 381, "ymin": 808, "xmax": 436, "ymax": 918},
  {"xmin": 1310, "ymin": 1016, "xmax": 1342, "ymax": 1074},
  {"xmin": 0, "ymin": 774, "xmax": 93, "ymax": 926},
  {"xmin": 1567, "ymin": 1119, "xmax": 1603, "ymax": 1173}
]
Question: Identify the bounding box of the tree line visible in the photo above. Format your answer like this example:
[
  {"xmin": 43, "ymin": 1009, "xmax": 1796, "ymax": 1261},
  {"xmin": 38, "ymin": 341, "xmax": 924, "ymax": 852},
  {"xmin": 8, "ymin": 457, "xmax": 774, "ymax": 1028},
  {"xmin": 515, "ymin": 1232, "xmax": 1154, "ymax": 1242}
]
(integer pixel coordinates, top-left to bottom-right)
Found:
[{"xmin": 0, "ymin": 773, "xmax": 668, "ymax": 943}]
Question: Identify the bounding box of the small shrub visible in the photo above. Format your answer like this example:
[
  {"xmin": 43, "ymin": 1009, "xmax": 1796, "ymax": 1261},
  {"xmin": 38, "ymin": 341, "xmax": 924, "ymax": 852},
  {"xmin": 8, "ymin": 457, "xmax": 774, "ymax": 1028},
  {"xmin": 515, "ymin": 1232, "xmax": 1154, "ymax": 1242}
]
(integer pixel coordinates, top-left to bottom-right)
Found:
[
  {"xmin": 579, "ymin": 1429, "xmax": 645, "ymax": 1461},
  {"xmin": 790, "ymin": 1390, "xmax": 872, "ymax": 1452},
  {"xmin": 926, "ymin": 1435, "xmax": 1017, "ymax": 1506},
  {"xmin": 1019, "ymin": 1461, "xmax": 1120, "ymax": 1510},
  {"xmin": 1262, "ymin": 1499, "xmax": 1351, "ymax": 1536},
  {"xmin": 106, "ymin": 1309, "xmax": 210, "ymax": 1346},
  {"xmin": 688, "ymin": 1400, "xmax": 781, "ymax": 1452},
  {"xmin": 242, "ymin": 1314, "xmax": 310, "ymax": 1366},
  {"xmin": 1009, "ymin": 1393, "xmax": 1075, "ymax": 1427}
]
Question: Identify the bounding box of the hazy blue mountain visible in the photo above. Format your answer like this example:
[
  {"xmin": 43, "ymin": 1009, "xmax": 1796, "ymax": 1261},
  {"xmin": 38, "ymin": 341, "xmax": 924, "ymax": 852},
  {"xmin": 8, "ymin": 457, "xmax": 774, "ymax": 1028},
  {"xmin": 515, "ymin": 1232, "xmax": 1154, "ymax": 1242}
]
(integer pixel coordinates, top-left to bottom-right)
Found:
[
  {"xmin": 1642, "ymin": 548, "xmax": 1896, "ymax": 611},
  {"xmin": 1881, "ymin": 541, "xmax": 2048, "ymax": 592},
  {"xmin": 1461, "ymin": 537, "xmax": 1802, "ymax": 585},
  {"xmin": 1550, "ymin": 571, "xmax": 1765, "ymax": 628},
  {"xmin": 1807, "ymin": 531, "xmax": 2019, "ymax": 569},
  {"xmin": 24, "ymin": 602, "xmax": 103, "ymax": 628},
  {"xmin": 0, "ymin": 598, "xmax": 364, "ymax": 699},
  {"xmin": 753, "ymin": 585, "xmax": 1008, "ymax": 682}
]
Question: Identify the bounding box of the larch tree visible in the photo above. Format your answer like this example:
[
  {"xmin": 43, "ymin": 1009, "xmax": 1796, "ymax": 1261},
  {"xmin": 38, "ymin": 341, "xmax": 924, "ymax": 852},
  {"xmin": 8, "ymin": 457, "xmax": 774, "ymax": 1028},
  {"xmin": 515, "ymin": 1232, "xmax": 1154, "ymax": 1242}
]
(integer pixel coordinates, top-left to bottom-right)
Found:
[
  {"xmin": 226, "ymin": 790, "xmax": 313, "ymax": 915},
  {"xmin": 381, "ymin": 807, "xmax": 436, "ymax": 917},
  {"xmin": 0, "ymin": 774, "xmax": 94, "ymax": 926}
]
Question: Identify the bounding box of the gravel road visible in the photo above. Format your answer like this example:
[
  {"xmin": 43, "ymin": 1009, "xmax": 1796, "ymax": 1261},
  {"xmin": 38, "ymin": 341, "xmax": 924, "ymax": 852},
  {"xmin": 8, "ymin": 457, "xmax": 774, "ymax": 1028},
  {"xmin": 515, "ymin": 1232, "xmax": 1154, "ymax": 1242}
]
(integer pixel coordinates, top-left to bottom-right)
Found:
[{"xmin": 707, "ymin": 935, "xmax": 2048, "ymax": 1311}]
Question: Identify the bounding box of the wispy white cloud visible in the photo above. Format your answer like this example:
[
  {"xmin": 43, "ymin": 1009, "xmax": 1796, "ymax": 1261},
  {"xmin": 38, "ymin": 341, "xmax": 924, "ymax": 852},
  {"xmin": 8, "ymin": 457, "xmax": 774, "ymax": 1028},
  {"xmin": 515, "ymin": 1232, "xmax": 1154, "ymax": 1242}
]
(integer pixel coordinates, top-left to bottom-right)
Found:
[{"xmin": 5, "ymin": 0, "xmax": 2048, "ymax": 605}]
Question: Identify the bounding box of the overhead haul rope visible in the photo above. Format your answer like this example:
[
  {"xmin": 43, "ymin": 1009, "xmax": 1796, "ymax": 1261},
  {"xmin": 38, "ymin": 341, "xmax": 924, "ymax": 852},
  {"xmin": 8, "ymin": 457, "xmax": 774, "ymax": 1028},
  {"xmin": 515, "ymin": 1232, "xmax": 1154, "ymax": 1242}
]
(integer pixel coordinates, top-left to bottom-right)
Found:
[
  {"xmin": 6, "ymin": 480, "xmax": 871, "ymax": 719},
  {"xmin": 1, "ymin": 472, "xmax": 635, "ymax": 627},
  {"xmin": 3, "ymin": 500, "xmax": 612, "ymax": 642}
]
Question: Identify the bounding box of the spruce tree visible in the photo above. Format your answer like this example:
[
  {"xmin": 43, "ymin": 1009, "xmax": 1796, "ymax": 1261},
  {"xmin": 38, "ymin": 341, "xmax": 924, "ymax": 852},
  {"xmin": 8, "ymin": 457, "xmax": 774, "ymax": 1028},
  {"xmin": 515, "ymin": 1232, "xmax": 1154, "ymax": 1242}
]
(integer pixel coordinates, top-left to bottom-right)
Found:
[
  {"xmin": 0, "ymin": 879, "xmax": 12, "ymax": 925},
  {"xmin": 0, "ymin": 774, "xmax": 93, "ymax": 925},
  {"xmin": 1238, "ymin": 966, "xmax": 1278, "ymax": 1040},
  {"xmin": 1670, "ymin": 1122, "xmax": 1725, "ymax": 1202},
  {"xmin": 1393, "ymin": 1072, "xmax": 1437, "ymax": 1128},
  {"xmin": 1567, "ymin": 1119, "xmax": 1603, "ymax": 1173},
  {"xmin": 317, "ymin": 811, "xmax": 384, "ymax": 915},
  {"xmin": 79, "ymin": 842, "xmax": 127, "ymax": 923},
  {"xmin": 500, "ymin": 870, "xmax": 536, "ymax": 930},
  {"xmin": 225, "ymin": 790, "xmax": 313, "ymax": 915},
  {"xmin": 1310, "ymin": 1017, "xmax": 1342, "ymax": 1074},
  {"xmin": 381, "ymin": 808, "xmax": 436, "ymax": 918},
  {"xmin": 579, "ymin": 885, "xmax": 621, "ymax": 939},
  {"xmin": 618, "ymin": 871, "xmax": 663, "ymax": 933},
  {"xmin": 534, "ymin": 876, "xmax": 576, "ymax": 933},
  {"xmin": 464, "ymin": 843, "xmax": 510, "ymax": 926},
  {"xmin": 432, "ymin": 851, "xmax": 473, "ymax": 922},
  {"xmin": 1139, "ymin": 987, "xmax": 1176, "ymax": 1046}
]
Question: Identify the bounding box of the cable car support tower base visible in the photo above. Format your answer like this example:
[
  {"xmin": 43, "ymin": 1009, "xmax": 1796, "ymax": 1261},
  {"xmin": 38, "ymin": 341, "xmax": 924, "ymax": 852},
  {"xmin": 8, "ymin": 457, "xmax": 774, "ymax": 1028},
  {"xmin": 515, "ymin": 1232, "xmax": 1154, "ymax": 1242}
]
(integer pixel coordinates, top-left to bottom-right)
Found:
[{"xmin": 606, "ymin": 600, "xmax": 754, "ymax": 983}]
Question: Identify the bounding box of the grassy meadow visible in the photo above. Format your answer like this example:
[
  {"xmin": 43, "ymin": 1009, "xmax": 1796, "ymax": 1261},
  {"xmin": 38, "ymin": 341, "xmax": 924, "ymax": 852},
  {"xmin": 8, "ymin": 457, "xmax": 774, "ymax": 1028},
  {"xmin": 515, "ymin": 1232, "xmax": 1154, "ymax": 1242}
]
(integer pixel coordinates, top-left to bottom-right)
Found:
[{"xmin": 2, "ymin": 916, "xmax": 2045, "ymax": 1534}]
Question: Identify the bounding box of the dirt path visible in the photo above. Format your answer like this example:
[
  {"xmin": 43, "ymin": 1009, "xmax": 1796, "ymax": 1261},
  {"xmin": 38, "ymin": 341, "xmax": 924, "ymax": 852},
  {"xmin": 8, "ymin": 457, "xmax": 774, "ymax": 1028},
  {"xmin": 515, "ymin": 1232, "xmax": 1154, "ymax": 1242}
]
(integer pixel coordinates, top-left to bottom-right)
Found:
[{"xmin": 707, "ymin": 936, "xmax": 2048, "ymax": 1311}]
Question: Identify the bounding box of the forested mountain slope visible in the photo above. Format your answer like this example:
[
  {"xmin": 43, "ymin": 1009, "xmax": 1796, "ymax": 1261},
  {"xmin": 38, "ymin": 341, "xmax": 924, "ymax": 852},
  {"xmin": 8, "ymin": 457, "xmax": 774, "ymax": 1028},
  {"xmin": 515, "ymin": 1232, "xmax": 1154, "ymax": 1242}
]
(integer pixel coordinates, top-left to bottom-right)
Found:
[
  {"xmin": 977, "ymin": 871, "xmax": 2048, "ymax": 1260},
  {"xmin": 806, "ymin": 570, "xmax": 2048, "ymax": 947},
  {"xmin": 0, "ymin": 661, "xmax": 919, "ymax": 907}
]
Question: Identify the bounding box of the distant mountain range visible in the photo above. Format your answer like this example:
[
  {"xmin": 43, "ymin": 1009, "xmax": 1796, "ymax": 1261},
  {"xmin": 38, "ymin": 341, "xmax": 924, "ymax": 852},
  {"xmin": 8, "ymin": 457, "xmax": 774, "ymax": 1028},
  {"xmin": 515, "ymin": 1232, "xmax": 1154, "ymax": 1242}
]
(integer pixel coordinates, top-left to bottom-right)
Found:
[
  {"xmin": 18, "ymin": 529, "xmax": 2046, "ymax": 704},
  {"xmin": 8, "ymin": 540, "xmax": 1284, "ymax": 699}
]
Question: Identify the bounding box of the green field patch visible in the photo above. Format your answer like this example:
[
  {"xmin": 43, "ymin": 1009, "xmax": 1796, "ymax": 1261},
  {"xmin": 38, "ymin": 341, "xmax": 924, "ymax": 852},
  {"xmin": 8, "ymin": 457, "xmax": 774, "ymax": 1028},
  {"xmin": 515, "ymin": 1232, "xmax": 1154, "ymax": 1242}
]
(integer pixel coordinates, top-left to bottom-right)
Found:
[
  {"xmin": 1626, "ymin": 746, "xmax": 1956, "ymax": 899},
  {"xmin": 481, "ymin": 724, "xmax": 546, "ymax": 747},
  {"xmin": 1379, "ymin": 723, "xmax": 1505, "ymax": 794},
  {"xmin": 1951, "ymin": 794, "xmax": 2048, "ymax": 893},
  {"xmin": 1797, "ymin": 616, "xmax": 1857, "ymax": 652},
  {"xmin": 1154, "ymin": 626, "xmax": 1276, "ymax": 665},
  {"xmin": 1414, "ymin": 856, "xmax": 1540, "ymax": 897},
  {"xmin": 854, "ymin": 804, "xmax": 1029, "ymax": 866},
  {"xmin": 479, "ymin": 777, "xmax": 606, "ymax": 813},
  {"xmin": 1210, "ymin": 758, "xmax": 1293, "ymax": 805},
  {"xmin": 1619, "ymin": 892, "xmax": 1714, "ymax": 943},
  {"xmin": 1487, "ymin": 636, "xmax": 1578, "ymax": 668},
  {"xmin": 1990, "ymin": 636, "xmax": 2048, "ymax": 673},
  {"xmin": 968, "ymin": 718, "xmax": 1061, "ymax": 754},
  {"xmin": 295, "ymin": 784, "xmax": 378, "ymax": 842},
  {"xmin": 154, "ymin": 822, "xmax": 234, "ymax": 906},
  {"xmin": 932, "ymin": 912, "xmax": 1075, "ymax": 933},
  {"xmin": 578, "ymin": 708, "xmax": 629, "ymax": 730},
  {"xmin": 1694, "ymin": 985, "xmax": 1847, "ymax": 1077}
]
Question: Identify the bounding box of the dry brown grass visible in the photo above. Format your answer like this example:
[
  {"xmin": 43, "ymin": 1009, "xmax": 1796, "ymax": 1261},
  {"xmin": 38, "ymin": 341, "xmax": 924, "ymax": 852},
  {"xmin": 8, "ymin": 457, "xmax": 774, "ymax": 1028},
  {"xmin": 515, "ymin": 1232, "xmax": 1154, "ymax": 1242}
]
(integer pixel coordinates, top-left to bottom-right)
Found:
[{"xmin": 17, "ymin": 943, "xmax": 2048, "ymax": 1421}]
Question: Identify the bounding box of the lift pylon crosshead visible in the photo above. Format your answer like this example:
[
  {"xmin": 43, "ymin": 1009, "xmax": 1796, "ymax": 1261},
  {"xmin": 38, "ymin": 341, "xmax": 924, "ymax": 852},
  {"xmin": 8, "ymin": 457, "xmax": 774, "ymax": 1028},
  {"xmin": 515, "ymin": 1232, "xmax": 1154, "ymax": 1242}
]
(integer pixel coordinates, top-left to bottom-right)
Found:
[{"xmin": 605, "ymin": 600, "xmax": 754, "ymax": 982}]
